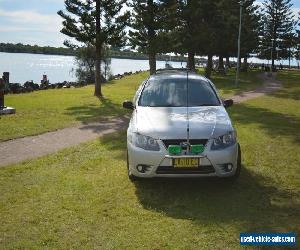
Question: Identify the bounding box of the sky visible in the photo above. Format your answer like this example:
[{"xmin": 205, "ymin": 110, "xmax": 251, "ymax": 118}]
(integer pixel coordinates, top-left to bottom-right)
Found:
[{"xmin": 0, "ymin": 0, "xmax": 299, "ymax": 47}]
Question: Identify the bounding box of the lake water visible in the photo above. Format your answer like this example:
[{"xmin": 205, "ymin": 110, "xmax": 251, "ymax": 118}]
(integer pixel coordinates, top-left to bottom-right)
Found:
[
  {"xmin": 0, "ymin": 52, "xmax": 298, "ymax": 83},
  {"xmin": 0, "ymin": 52, "xmax": 186, "ymax": 83}
]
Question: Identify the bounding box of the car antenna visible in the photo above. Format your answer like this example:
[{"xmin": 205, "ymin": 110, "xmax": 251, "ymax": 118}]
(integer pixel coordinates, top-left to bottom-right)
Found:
[{"xmin": 186, "ymin": 68, "xmax": 190, "ymax": 151}]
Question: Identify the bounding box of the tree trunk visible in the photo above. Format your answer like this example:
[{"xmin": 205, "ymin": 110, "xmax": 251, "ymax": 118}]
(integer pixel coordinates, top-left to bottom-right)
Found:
[
  {"xmin": 226, "ymin": 57, "xmax": 230, "ymax": 68},
  {"xmin": 149, "ymin": 51, "xmax": 156, "ymax": 75},
  {"xmin": 271, "ymin": 36, "xmax": 276, "ymax": 71},
  {"xmin": 205, "ymin": 54, "xmax": 213, "ymax": 78},
  {"xmin": 218, "ymin": 56, "xmax": 224, "ymax": 70},
  {"xmin": 188, "ymin": 51, "xmax": 195, "ymax": 70},
  {"xmin": 271, "ymin": 55, "xmax": 275, "ymax": 71},
  {"xmin": 94, "ymin": 0, "xmax": 102, "ymax": 97},
  {"xmin": 288, "ymin": 48, "xmax": 291, "ymax": 69},
  {"xmin": 0, "ymin": 78, "xmax": 4, "ymax": 109},
  {"xmin": 238, "ymin": 57, "xmax": 242, "ymax": 69},
  {"xmin": 243, "ymin": 57, "xmax": 248, "ymax": 72},
  {"xmin": 147, "ymin": 0, "xmax": 156, "ymax": 75}
]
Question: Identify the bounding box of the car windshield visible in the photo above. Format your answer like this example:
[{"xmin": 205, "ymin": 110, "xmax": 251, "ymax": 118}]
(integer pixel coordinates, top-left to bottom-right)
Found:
[{"xmin": 139, "ymin": 77, "xmax": 221, "ymax": 107}]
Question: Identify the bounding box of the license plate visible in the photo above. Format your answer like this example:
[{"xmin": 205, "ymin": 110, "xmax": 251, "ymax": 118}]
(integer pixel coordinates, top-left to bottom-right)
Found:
[{"xmin": 173, "ymin": 158, "xmax": 200, "ymax": 168}]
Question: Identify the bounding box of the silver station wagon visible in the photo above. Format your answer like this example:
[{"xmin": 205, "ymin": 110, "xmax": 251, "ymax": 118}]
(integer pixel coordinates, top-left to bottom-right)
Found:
[{"xmin": 123, "ymin": 69, "xmax": 241, "ymax": 181}]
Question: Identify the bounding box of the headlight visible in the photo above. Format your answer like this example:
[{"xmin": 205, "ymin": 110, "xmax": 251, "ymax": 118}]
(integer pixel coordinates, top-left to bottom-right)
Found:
[
  {"xmin": 130, "ymin": 133, "xmax": 160, "ymax": 151},
  {"xmin": 211, "ymin": 131, "xmax": 237, "ymax": 150}
]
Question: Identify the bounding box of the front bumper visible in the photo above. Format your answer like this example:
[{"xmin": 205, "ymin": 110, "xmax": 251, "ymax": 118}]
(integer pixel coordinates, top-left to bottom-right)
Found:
[{"xmin": 127, "ymin": 140, "xmax": 239, "ymax": 178}]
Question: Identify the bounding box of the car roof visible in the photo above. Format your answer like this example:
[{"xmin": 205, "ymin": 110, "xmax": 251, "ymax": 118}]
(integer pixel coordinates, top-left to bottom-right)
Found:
[{"xmin": 150, "ymin": 69, "xmax": 209, "ymax": 82}]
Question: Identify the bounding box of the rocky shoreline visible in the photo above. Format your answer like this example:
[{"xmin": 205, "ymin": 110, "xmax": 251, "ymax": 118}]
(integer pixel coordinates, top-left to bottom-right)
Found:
[{"xmin": 3, "ymin": 70, "xmax": 146, "ymax": 94}]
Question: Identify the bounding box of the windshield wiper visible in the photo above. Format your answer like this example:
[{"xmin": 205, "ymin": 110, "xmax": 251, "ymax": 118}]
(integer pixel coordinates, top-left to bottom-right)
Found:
[
  {"xmin": 145, "ymin": 104, "xmax": 219, "ymax": 107},
  {"xmin": 197, "ymin": 104, "xmax": 220, "ymax": 106},
  {"xmin": 148, "ymin": 104, "xmax": 182, "ymax": 107}
]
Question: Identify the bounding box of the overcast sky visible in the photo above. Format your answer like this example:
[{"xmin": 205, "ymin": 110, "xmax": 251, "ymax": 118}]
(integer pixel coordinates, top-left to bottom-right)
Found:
[{"xmin": 0, "ymin": 0, "xmax": 299, "ymax": 47}]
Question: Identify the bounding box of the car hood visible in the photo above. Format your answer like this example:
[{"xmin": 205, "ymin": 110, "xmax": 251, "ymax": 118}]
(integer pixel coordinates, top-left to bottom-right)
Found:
[{"xmin": 132, "ymin": 106, "xmax": 233, "ymax": 139}]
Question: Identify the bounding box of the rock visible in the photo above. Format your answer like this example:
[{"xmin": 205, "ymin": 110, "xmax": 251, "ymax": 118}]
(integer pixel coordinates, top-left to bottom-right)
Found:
[
  {"xmin": 24, "ymin": 81, "xmax": 39, "ymax": 91},
  {"xmin": 56, "ymin": 83, "xmax": 64, "ymax": 89},
  {"xmin": 8, "ymin": 83, "xmax": 24, "ymax": 94},
  {"xmin": 0, "ymin": 106, "xmax": 16, "ymax": 115}
]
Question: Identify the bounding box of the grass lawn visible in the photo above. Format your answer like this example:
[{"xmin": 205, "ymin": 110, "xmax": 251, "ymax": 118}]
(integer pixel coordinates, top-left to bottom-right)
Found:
[
  {"xmin": 0, "ymin": 72, "xmax": 148, "ymax": 142},
  {"xmin": 198, "ymin": 68, "xmax": 264, "ymax": 98},
  {"xmin": 0, "ymin": 70, "xmax": 299, "ymax": 249},
  {"xmin": 0, "ymin": 69, "xmax": 262, "ymax": 142}
]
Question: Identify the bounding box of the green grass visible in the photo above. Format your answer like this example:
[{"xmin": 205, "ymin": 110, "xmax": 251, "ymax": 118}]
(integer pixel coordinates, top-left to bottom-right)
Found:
[
  {"xmin": 0, "ymin": 69, "xmax": 262, "ymax": 142},
  {"xmin": 0, "ymin": 70, "xmax": 299, "ymax": 249},
  {"xmin": 197, "ymin": 68, "xmax": 263, "ymax": 98},
  {"xmin": 212, "ymin": 69, "xmax": 263, "ymax": 98},
  {"xmin": 0, "ymin": 72, "xmax": 148, "ymax": 141}
]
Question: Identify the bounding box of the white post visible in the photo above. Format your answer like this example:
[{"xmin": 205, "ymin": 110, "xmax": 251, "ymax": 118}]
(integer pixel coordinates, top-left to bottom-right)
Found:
[{"xmin": 235, "ymin": 2, "xmax": 243, "ymax": 87}]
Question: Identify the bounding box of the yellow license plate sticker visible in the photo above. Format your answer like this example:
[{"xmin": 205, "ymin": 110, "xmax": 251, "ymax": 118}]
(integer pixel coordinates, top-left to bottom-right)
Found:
[{"xmin": 173, "ymin": 158, "xmax": 199, "ymax": 168}]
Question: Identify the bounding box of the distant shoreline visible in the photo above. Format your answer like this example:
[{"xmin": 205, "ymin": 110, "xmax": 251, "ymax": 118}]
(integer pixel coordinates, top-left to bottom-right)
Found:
[
  {"xmin": 0, "ymin": 43, "xmax": 186, "ymax": 62},
  {"xmin": 0, "ymin": 51, "xmax": 186, "ymax": 62},
  {"xmin": 0, "ymin": 50, "xmax": 74, "ymax": 57}
]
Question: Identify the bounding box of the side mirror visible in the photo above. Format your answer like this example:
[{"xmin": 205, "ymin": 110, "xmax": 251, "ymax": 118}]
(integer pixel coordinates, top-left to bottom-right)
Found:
[
  {"xmin": 223, "ymin": 99, "xmax": 234, "ymax": 108},
  {"xmin": 123, "ymin": 100, "xmax": 134, "ymax": 110}
]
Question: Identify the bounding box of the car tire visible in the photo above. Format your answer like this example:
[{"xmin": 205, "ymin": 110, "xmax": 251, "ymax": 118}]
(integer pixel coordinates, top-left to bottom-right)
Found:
[
  {"xmin": 127, "ymin": 150, "xmax": 138, "ymax": 182},
  {"xmin": 226, "ymin": 143, "xmax": 241, "ymax": 182}
]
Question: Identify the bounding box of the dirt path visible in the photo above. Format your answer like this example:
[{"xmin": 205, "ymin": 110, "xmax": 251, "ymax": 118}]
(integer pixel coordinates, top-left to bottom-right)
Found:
[
  {"xmin": 0, "ymin": 73, "xmax": 282, "ymax": 167},
  {"xmin": 231, "ymin": 72, "xmax": 282, "ymax": 103},
  {"xmin": 0, "ymin": 117, "xmax": 129, "ymax": 167}
]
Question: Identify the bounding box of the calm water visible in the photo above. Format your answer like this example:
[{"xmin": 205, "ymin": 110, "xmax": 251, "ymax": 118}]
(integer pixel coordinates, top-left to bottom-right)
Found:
[
  {"xmin": 0, "ymin": 52, "xmax": 186, "ymax": 83},
  {"xmin": 0, "ymin": 52, "xmax": 298, "ymax": 83}
]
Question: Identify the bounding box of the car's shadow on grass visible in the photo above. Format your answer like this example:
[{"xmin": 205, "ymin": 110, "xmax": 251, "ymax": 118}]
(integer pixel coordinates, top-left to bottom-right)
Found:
[{"xmin": 133, "ymin": 167, "xmax": 299, "ymax": 232}]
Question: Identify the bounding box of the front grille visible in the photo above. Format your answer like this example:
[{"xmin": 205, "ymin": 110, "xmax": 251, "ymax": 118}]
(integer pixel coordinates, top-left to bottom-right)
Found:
[
  {"xmin": 162, "ymin": 139, "xmax": 208, "ymax": 149},
  {"xmin": 156, "ymin": 165, "xmax": 215, "ymax": 174}
]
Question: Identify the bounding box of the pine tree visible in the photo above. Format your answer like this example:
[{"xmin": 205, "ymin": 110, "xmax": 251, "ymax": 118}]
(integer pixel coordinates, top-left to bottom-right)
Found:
[
  {"xmin": 213, "ymin": 0, "xmax": 239, "ymax": 71},
  {"xmin": 74, "ymin": 45, "xmax": 111, "ymax": 83},
  {"xmin": 129, "ymin": 0, "xmax": 162, "ymax": 75},
  {"xmin": 175, "ymin": 0, "xmax": 205, "ymax": 70},
  {"xmin": 129, "ymin": 0, "xmax": 204, "ymax": 72},
  {"xmin": 259, "ymin": 0, "xmax": 295, "ymax": 70},
  {"xmin": 157, "ymin": 0, "xmax": 181, "ymax": 54},
  {"xmin": 240, "ymin": 0, "xmax": 261, "ymax": 71},
  {"xmin": 58, "ymin": 0, "xmax": 128, "ymax": 96}
]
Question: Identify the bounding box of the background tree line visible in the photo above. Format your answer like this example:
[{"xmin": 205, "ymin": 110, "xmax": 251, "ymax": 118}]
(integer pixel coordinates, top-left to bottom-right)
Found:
[
  {"xmin": 58, "ymin": 0, "xmax": 299, "ymax": 97},
  {"xmin": 0, "ymin": 43, "xmax": 75, "ymax": 56},
  {"xmin": 0, "ymin": 42, "xmax": 186, "ymax": 62}
]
